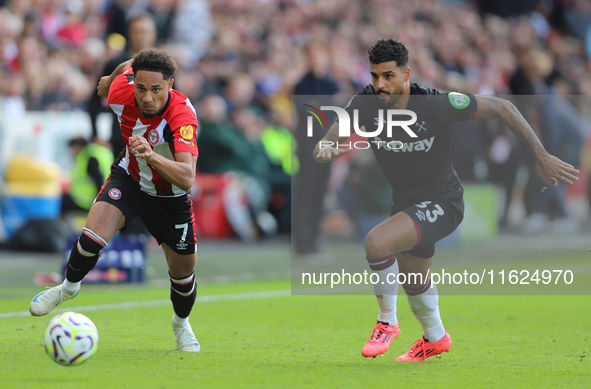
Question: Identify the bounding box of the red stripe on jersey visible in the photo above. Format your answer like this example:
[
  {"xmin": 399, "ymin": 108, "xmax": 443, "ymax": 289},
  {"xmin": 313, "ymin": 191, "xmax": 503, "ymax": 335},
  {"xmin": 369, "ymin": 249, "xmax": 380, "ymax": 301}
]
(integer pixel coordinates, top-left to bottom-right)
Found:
[
  {"xmin": 152, "ymin": 166, "xmax": 173, "ymax": 196},
  {"xmin": 127, "ymin": 149, "xmax": 141, "ymax": 183}
]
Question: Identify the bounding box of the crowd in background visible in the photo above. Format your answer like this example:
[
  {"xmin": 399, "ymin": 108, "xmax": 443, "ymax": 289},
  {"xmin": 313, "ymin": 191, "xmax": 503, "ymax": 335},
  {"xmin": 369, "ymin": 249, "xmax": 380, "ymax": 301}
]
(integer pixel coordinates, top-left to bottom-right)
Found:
[{"xmin": 1, "ymin": 0, "xmax": 591, "ymax": 238}]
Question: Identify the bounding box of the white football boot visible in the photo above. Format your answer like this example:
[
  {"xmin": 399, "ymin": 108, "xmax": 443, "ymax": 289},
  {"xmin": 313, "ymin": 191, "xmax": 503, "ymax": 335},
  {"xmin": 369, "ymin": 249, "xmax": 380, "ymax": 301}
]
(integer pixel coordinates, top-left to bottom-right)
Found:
[
  {"xmin": 29, "ymin": 283, "xmax": 79, "ymax": 316},
  {"xmin": 173, "ymin": 321, "xmax": 200, "ymax": 352}
]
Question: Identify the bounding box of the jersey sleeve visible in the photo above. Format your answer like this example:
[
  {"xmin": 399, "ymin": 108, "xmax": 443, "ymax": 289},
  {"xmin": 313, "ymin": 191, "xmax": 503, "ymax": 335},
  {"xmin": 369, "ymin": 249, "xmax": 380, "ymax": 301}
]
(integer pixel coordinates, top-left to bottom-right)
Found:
[
  {"xmin": 168, "ymin": 104, "xmax": 199, "ymax": 157},
  {"xmin": 107, "ymin": 67, "xmax": 135, "ymax": 106},
  {"xmin": 431, "ymin": 91, "xmax": 478, "ymax": 123}
]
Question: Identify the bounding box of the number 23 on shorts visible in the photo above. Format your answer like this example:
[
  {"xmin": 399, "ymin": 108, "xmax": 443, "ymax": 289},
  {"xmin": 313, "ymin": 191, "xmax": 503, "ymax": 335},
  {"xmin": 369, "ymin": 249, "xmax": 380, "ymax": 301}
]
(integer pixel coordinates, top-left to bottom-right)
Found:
[{"xmin": 414, "ymin": 201, "xmax": 445, "ymax": 223}]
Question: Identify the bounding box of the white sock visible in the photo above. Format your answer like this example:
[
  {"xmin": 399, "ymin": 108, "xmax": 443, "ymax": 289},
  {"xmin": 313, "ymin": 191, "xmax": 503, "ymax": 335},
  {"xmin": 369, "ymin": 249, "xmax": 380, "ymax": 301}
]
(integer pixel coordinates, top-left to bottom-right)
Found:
[
  {"xmin": 63, "ymin": 279, "xmax": 81, "ymax": 293},
  {"xmin": 172, "ymin": 313, "xmax": 189, "ymax": 327},
  {"xmin": 377, "ymin": 295, "xmax": 397, "ymax": 324},
  {"xmin": 405, "ymin": 278, "xmax": 445, "ymax": 342},
  {"xmin": 367, "ymin": 255, "xmax": 399, "ymax": 325}
]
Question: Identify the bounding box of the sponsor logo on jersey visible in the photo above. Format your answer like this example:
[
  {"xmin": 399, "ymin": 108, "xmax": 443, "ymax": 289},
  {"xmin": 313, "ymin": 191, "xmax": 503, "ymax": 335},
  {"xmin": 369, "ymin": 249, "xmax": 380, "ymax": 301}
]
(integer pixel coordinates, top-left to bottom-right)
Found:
[
  {"xmin": 148, "ymin": 129, "xmax": 159, "ymax": 146},
  {"xmin": 180, "ymin": 125, "xmax": 194, "ymax": 140},
  {"xmin": 176, "ymin": 242, "xmax": 188, "ymax": 250},
  {"xmin": 371, "ymin": 136, "xmax": 435, "ymax": 153},
  {"xmin": 108, "ymin": 188, "xmax": 122, "ymax": 200},
  {"xmin": 448, "ymin": 92, "xmax": 469, "ymax": 109},
  {"xmin": 415, "ymin": 210, "xmax": 426, "ymax": 221},
  {"xmin": 178, "ymin": 138, "xmax": 195, "ymax": 147}
]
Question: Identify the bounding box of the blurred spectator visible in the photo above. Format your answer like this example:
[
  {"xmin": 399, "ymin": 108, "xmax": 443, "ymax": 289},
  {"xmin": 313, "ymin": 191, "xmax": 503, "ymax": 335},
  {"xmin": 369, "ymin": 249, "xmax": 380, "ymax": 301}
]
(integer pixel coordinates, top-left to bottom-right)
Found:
[
  {"xmin": 1, "ymin": 72, "xmax": 25, "ymax": 117},
  {"xmin": 56, "ymin": 0, "xmax": 87, "ymax": 49},
  {"xmin": 103, "ymin": 0, "xmax": 130, "ymax": 38},
  {"xmin": 484, "ymin": 118, "xmax": 521, "ymax": 230},
  {"xmin": 259, "ymin": 109, "xmax": 296, "ymax": 233},
  {"xmin": 196, "ymin": 95, "xmax": 277, "ymax": 239},
  {"xmin": 507, "ymin": 48, "xmax": 583, "ymax": 233},
  {"xmin": 197, "ymin": 95, "xmax": 266, "ymax": 176},
  {"xmin": 224, "ymin": 73, "xmax": 257, "ymax": 115},
  {"xmin": 522, "ymin": 76, "xmax": 584, "ymax": 233},
  {"xmin": 61, "ymin": 136, "xmax": 113, "ymax": 216},
  {"xmin": 564, "ymin": 0, "xmax": 591, "ymax": 40},
  {"xmin": 292, "ymin": 39, "xmax": 339, "ymax": 256},
  {"xmin": 166, "ymin": 0, "xmax": 214, "ymax": 70}
]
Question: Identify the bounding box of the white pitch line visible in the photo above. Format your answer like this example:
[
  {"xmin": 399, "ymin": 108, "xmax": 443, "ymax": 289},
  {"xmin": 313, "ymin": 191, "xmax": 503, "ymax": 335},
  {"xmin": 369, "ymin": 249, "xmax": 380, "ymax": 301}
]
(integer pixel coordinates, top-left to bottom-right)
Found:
[{"xmin": 0, "ymin": 289, "xmax": 291, "ymax": 319}]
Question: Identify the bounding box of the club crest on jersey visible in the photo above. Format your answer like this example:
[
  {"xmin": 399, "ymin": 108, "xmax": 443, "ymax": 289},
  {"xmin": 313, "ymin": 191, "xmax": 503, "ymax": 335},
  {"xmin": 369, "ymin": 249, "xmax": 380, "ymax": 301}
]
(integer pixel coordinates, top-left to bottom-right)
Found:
[
  {"xmin": 414, "ymin": 120, "xmax": 428, "ymax": 132},
  {"xmin": 109, "ymin": 188, "xmax": 122, "ymax": 200},
  {"xmin": 148, "ymin": 129, "xmax": 159, "ymax": 146},
  {"xmin": 180, "ymin": 125, "xmax": 194, "ymax": 140}
]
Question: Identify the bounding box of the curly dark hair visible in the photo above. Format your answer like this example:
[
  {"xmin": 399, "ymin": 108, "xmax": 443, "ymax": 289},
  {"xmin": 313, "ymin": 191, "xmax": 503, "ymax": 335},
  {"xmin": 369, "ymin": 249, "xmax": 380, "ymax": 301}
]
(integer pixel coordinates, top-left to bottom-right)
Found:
[
  {"xmin": 368, "ymin": 38, "xmax": 409, "ymax": 67},
  {"xmin": 132, "ymin": 48, "xmax": 177, "ymax": 80}
]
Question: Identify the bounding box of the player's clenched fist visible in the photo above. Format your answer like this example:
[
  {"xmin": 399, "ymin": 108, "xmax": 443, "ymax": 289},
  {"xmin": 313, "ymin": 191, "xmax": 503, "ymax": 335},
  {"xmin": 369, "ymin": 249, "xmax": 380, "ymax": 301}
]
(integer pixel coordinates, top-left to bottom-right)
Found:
[{"xmin": 129, "ymin": 135, "xmax": 155, "ymax": 162}]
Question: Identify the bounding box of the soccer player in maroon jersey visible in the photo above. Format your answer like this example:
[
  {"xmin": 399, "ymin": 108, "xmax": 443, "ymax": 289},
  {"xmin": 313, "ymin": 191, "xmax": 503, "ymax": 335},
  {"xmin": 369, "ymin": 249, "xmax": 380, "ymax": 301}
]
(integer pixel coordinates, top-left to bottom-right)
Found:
[
  {"xmin": 30, "ymin": 49, "xmax": 201, "ymax": 352},
  {"xmin": 314, "ymin": 38, "xmax": 579, "ymax": 361}
]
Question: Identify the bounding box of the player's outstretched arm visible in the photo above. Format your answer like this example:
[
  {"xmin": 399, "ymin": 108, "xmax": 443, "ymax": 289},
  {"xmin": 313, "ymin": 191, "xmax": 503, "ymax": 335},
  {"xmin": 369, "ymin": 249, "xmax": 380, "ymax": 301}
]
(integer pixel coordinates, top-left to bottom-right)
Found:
[
  {"xmin": 473, "ymin": 95, "xmax": 579, "ymax": 186},
  {"xmin": 313, "ymin": 121, "xmax": 353, "ymax": 163},
  {"xmin": 128, "ymin": 135, "xmax": 197, "ymax": 192},
  {"xmin": 97, "ymin": 59, "xmax": 134, "ymax": 98}
]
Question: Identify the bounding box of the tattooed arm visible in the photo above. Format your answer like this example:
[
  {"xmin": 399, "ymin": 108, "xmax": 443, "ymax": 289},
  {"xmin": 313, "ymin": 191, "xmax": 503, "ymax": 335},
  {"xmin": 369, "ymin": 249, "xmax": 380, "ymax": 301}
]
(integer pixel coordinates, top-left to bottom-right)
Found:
[
  {"xmin": 474, "ymin": 95, "xmax": 579, "ymax": 186},
  {"xmin": 313, "ymin": 121, "xmax": 352, "ymax": 163}
]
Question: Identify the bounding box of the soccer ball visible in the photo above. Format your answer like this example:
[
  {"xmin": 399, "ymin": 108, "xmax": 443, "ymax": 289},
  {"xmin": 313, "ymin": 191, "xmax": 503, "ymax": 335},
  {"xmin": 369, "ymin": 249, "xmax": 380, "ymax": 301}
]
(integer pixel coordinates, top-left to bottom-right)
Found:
[{"xmin": 43, "ymin": 312, "xmax": 99, "ymax": 366}]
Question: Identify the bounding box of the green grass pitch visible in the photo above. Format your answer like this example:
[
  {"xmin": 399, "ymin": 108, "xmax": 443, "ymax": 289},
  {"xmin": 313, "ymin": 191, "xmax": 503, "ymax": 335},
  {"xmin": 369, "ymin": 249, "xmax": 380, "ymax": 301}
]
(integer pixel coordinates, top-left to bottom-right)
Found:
[{"xmin": 0, "ymin": 238, "xmax": 590, "ymax": 388}]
